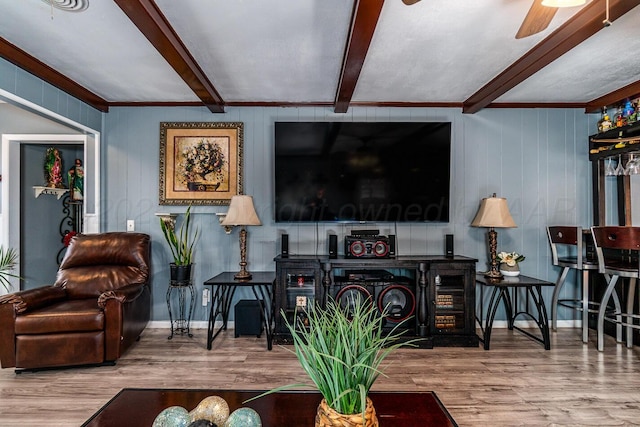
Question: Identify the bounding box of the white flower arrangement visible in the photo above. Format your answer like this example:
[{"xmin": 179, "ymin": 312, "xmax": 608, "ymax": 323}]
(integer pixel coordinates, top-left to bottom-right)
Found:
[{"xmin": 497, "ymin": 251, "xmax": 525, "ymax": 266}]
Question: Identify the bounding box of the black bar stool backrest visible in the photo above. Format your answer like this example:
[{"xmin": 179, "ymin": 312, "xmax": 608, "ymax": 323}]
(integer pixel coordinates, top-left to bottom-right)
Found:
[{"xmin": 591, "ymin": 226, "xmax": 640, "ymax": 278}]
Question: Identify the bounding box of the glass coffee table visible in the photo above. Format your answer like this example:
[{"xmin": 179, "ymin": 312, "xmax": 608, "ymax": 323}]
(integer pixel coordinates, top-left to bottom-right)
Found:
[{"xmin": 82, "ymin": 388, "xmax": 457, "ymax": 426}]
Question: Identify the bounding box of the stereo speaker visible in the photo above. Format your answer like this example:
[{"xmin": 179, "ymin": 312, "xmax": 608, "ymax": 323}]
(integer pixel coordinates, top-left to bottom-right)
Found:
[
  {"xmin": 328, "ymin": 234, "xmax": 338, "ymax": 259},
  {"xmin": 331, "ymin": 279, "xmax": 416, "ymax": 332},
  {"xmin": 445, "ymin": 234, "xmax": 454, "ymax": 258},
  {"xmin": 388, "ymin": 234, "xmax": 396, "ymax": 257},
  {"xmin": 281, "ymin": 234, "xmax": 289, "ymax": 258},
  {"xmin": 345, "ymin": 235, "xmax": 391, "ymax": 258},
  {"xmin": 377, "ymin": 284, "xmax": 416, "ymax": 326}
]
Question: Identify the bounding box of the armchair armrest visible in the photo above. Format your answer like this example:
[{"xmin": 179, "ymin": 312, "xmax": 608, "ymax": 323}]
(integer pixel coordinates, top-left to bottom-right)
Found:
[
  {"xmin": 0, "ymin": 286, "xmax": 66, "ymax": 314},
  {"xmin": 97, "ymin": 283, "xmax": 146, "ymax": 308}
]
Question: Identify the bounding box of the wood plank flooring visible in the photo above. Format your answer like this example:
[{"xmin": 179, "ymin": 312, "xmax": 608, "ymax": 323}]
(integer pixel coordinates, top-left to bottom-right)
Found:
[{"xmin": 0, "ymin": 327, "xmax": 639, "ymax": 426}]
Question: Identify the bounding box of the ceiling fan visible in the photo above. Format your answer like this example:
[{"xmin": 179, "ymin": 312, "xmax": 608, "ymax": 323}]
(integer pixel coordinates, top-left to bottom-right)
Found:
[{"xmin": 401, "ymin": 0, "xmax": 584, "ymax": 39}]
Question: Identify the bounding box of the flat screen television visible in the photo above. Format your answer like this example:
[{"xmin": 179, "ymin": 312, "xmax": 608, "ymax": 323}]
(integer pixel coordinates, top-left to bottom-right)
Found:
[{"xmin": 274, "ymin": 121, "xmax": 451, "ymax": 223}]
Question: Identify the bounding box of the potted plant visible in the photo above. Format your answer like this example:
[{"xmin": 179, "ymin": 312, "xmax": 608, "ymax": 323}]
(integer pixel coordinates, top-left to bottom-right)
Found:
[
  {"xmin": 160, "ymin": 205, "xmax": 198, "ymax": 281},
  {"xmin": 266, "ymin": 297, "xmax": 418, "ymax": 427},
  {"xmin": 0, "ymin": 246, "xmax": 20, "ymax": 293},
  {"xmin": 497, "ymin": 251, "xmax": 525, "ymax": 277}
]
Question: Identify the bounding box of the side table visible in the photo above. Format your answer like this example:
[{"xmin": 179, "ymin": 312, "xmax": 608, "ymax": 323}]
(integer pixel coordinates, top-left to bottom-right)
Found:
[
  {"xmin": 166, "ymin": 279, "xmax": 195, "ymax": 339},
  {"xmin": 204, "ymin": 272, "xmax": 275, "ymax": 350},
  {"xmin": 476, "ymin": 273, "xmax": 554, "ymax": 350}
]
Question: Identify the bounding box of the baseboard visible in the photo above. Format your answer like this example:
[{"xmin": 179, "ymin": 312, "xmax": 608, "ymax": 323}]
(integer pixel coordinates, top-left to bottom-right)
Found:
[
  {"xmin": 486, "ymin": 319, "xmax": 580, "ymax": 328},
  {"xmin": 147, "ymin": 320, "xmax": 233, "ymax": 330},
  {"xmin": 146, "ymin": 319, "xmax": 580, "ymax": 330}
]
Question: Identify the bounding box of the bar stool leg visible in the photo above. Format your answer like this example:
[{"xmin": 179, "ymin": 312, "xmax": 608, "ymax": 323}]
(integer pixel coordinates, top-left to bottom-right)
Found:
[
  {"xmin": 627, "ymin": 278, "xmax": 637, "ymax": 348},
  {"xmin": 581, "ymin": 269, "xmax": 590, "ymax": 343},
  {"xmin": 551, "ymin": 267, "xmax": 570, "ymax": 332},
  {"xmin": 597, "ymin": 275, "xmax": 623, "ymax": 351}
]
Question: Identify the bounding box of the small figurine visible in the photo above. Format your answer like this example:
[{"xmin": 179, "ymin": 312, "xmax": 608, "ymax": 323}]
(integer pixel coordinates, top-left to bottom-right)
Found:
[
  {"xmin": 599, "ymin": 110, "xmax": 613, "ymax": 133},
  {"xmin": 67, "ymin": 158, "xmax": 84, "ymax": 201},
  {"xmin": 623, "ymin": 99, "xmax": 634, "ymax": 118},
  {"xmin": 614, "ymin": 105, "xmax": 626, "ymax": 128}
]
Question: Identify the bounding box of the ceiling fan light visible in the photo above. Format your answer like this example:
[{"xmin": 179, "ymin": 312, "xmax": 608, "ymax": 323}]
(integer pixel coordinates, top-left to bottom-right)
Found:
[{"xmin": 541, "ymin": 0, "xmax": 586, "ymax": 7}]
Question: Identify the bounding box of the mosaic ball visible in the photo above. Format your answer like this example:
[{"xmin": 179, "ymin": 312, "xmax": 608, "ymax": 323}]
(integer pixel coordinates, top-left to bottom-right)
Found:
[
  {"xmin": 224, "ymin": 407, "xmax": 262, "ymax": 427},
  {"xmin": 152, "ymin": 406, "xmax": 191, "ymax": 427},
  {"xmin": 187, "ymin": 420, "xmax": 216, "ymax": 427},
  {"xmin": 190, "ymin": 395, "xmax": 230, "ymax": 426}
]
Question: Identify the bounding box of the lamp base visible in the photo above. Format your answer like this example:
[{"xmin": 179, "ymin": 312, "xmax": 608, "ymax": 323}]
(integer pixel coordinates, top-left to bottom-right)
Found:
[
  {"xmin": 483, "ymin": 269, "xmax": 503, "ymax": 279},
  {"xmin": 234, "ymin": 270, "xmax": 252, "ymax": 280}
]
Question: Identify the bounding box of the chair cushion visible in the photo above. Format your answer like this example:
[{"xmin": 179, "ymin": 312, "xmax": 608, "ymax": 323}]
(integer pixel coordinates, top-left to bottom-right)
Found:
[
  {"xmin": 54, "ymin": 232, "xmax": 150, "ymax": 299},
  {"xmin": 15, "ymin": 299, "xmax": 104, "ymax": 334}
]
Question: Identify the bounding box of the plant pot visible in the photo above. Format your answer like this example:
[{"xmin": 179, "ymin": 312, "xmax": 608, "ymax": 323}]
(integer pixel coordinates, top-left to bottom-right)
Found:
[
  {"xmin": 315, "ymin": 397, "xmax": 378, "ymax": 427},
  {"xmin": 499, "ymin": 263, "xmax": 520, "ymax": 277},
  {"xmin": 170, "ymin": 263, "xmax": 192, "ymax": 282}
]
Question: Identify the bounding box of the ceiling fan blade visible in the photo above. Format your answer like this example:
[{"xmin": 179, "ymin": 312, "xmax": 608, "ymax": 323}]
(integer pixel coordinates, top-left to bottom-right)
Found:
[
  {"xmin": 516, "ymin": 0, "xmax": 558, "ymax": 39},
  {"xmin": 402, "ymin": 0, "xmax": 422, "ymax": 5}
]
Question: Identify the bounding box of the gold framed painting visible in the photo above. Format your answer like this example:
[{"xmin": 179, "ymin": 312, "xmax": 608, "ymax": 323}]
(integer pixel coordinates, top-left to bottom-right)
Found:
[{"xmin": 159, "ymin": 122, "xmax": 243, "ymax": 205}]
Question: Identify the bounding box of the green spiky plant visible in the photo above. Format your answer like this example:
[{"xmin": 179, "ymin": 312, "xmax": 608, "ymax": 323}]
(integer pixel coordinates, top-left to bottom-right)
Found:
[
  {"xmin": 159, "ymin": 205, "xmax": 198, "ymax": 266},
  {"xmin": 0, "ymin": 247, "xmax": 20, "ymax": 293},
  {"xmin": 253, "ymin": 296, "xmax": 419, "ymax": 420}
]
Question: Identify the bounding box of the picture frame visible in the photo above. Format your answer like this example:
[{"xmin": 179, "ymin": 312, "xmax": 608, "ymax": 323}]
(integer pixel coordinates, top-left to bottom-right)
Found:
[{"xmin": 159, "ymin": 122, "xmax": 243, "ymax": 205}]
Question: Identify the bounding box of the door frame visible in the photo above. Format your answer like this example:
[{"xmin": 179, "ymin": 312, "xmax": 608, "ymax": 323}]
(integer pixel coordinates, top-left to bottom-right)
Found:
[{"xmin": 0, "ymin": 90, "xmax": 101, "ymax": 293}]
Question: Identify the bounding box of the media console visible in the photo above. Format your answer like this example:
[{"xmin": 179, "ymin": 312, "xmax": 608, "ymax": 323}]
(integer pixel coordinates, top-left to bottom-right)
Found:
[{"xmin": 274, "ymin": 255, "xmax": 479, "ymax": 348}]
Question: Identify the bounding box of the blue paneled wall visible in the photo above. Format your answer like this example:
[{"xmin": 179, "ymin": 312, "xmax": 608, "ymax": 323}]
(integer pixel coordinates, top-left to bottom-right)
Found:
[{"xmin": 1, "ymin": 56, "xmax": 600, "ymax": 324}]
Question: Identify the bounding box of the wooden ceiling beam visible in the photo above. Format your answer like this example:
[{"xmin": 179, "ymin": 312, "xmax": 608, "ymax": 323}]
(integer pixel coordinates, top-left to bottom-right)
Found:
[
  {"xmin": 0, "ymin": 37, "xmax": 109, "ymax": 112},
  {"xmin": 463, "ymin": 0, "xmax": 640, "ymax": 114},
  {"xmin": 334, "ymin": 0, "xmax": 384, "ymax": 114},
  {"xmin": 114, "ymin": 0, "xmax": 225, "ymax": 114},
  {"xmin": 585, "ymin": 79, "xmax": 640, "ymax": 113}
]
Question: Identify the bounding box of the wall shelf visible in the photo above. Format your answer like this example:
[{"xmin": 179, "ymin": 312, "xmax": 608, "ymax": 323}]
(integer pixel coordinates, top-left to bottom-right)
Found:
[{"xmin": 33, "ymin": 186, "xmax": 68, "ymax": 200}]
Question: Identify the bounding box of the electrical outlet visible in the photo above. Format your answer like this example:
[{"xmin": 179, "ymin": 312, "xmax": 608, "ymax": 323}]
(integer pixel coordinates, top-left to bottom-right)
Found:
[
  {"xmin": 202, "ymin": 288, "xmax": 210, "ymax": 306},
  {"xmin": 126, "ymin": 220, "xmax": 135, "ymax": 232}
]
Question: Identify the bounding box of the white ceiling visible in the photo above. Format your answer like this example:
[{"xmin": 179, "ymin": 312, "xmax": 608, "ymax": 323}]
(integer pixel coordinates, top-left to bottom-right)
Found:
[{"xmin": 0, "ymin": 0, "xmax": 638, "ymax": 112}]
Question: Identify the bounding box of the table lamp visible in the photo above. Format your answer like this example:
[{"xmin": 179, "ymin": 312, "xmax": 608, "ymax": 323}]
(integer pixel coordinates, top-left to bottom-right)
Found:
[
  {"xmin": 471, "ymin": 193, "xmax": 517, "ymax": 279},
  {"xmin": 221, "ymin": 195, "xmax": 261, "ymax": 280}
]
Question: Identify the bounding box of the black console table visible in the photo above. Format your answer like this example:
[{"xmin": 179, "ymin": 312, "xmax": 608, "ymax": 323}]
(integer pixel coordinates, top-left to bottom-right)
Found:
[
  {"xmin": 274, "ymin": 255, "xmax": 478, "ymax": 348},
  {"xmin": 204, "ymin": 272, "xmax": 276, "ymax": 350}
]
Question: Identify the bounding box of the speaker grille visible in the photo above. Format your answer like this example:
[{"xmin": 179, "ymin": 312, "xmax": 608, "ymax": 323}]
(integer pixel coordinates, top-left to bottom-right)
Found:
[{"xmin": 377, "ymin": 284, "xmax": 415, "ymax": 323}]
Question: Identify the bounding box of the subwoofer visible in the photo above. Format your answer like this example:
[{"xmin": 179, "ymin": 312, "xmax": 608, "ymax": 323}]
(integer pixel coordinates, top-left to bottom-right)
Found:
[
  {"xmin": 376, "ymin": 283, "xmax": 416, "ymax": 326},
  {"xmin": 335, "ymin": 284, "xmax": 373, "ymax": 316}
]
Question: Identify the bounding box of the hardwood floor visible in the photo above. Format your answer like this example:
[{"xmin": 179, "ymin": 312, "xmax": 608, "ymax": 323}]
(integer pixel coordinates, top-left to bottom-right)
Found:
[{"xmin": 0, "ymin": 327, "xmax": 639, "ymax": 426}]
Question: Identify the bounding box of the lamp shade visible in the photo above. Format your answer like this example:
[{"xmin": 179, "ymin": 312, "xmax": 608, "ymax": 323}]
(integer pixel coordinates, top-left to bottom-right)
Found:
[
  {"xmin": 471, "ymin": 195, "xmax": 517, "ymax": 228},
  {"xmin": 541, "ymin": 0, "xmax": 586, "ymax": 7},
  {"xmin": 221, "ymin": 195, "xmax": 261, "ymax": 226}
]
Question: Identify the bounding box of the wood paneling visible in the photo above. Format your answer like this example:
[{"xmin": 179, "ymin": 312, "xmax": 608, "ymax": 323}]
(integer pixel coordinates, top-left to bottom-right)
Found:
[{"xmin": 102, "ymin": 106, "xmax": 594, "ymax": 324}]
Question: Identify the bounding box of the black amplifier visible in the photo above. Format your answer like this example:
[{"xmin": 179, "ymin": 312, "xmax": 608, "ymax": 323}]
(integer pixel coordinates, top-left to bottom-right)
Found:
[{"xmin": 345, "ymin": 234, "xmax": 395, "ymax": 258}]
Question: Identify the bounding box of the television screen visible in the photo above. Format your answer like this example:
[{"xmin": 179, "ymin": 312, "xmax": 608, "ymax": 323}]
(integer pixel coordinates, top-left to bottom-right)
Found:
[{"xmin": 274, "ymin": 122, "xmax": 451, "ymax": 223}]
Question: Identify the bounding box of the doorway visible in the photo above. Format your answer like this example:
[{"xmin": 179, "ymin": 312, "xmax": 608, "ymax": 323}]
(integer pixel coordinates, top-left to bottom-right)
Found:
[{"xmin": 1, "ymin": 134, "xmax": 100, "ymax": 292}]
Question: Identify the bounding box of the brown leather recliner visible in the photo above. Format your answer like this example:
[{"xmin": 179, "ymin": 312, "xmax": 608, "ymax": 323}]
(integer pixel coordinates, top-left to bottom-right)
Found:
[{"xmin": 0, "ymin": 232, "xmax": 151, "ymax": 370}]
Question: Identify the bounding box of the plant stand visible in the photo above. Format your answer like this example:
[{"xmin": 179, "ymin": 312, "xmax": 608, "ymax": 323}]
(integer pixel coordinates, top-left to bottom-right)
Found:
[{"xmin": 166, "ymin": 279, "xmax": 195, "ymax": 339}]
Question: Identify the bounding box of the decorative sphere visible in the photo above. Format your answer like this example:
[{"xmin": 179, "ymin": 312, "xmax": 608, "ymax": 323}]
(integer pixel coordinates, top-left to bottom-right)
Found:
[
  {"xmin": 190, "ymin": 396, "xmax": 230, "ymax": 426},
  {"xmin": 224, "ymin": 407, "xmax": 262, "ymax": 427},
  {"xmin": 187, "ymin": 420, "xmax": 216, "ymax": 427},
  {"xmin": 152, "ymin": 406, "xmax": 191, "ymax": 427}
]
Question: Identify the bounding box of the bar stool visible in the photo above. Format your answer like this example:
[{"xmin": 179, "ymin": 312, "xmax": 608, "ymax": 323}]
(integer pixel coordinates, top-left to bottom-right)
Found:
[
  {"xmin": 547, "ymin": 226, "xmax": 600, "ymax": 343},
  {"xmin": 591, "ymin": 226, "xmax": 640, "ymax": 352}
]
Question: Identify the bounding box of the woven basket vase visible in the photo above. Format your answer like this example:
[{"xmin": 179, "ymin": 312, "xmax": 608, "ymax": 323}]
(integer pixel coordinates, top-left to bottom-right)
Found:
[{"xmin": 315, "ymin": 397, "xmax": 379, "ymax": 427}]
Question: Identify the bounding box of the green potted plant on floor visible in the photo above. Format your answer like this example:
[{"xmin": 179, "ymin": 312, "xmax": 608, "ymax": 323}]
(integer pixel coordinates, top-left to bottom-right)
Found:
[
  {"xmin": 263, "ymin": 297, "xmax": 419, "ymax": 427},
  {"xmin": 160, "ymin": 205, "xmax": 198, "ymax": 281},
  {"xmin": 0, "ymin": 246, "xmax": 20, "ymax": 293}
]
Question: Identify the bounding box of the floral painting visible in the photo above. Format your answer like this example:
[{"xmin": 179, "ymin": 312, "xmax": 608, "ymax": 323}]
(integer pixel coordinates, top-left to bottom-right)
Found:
[{"xmin": 159, "ymin": 122, "xmax": 243, "ymax": 205}]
